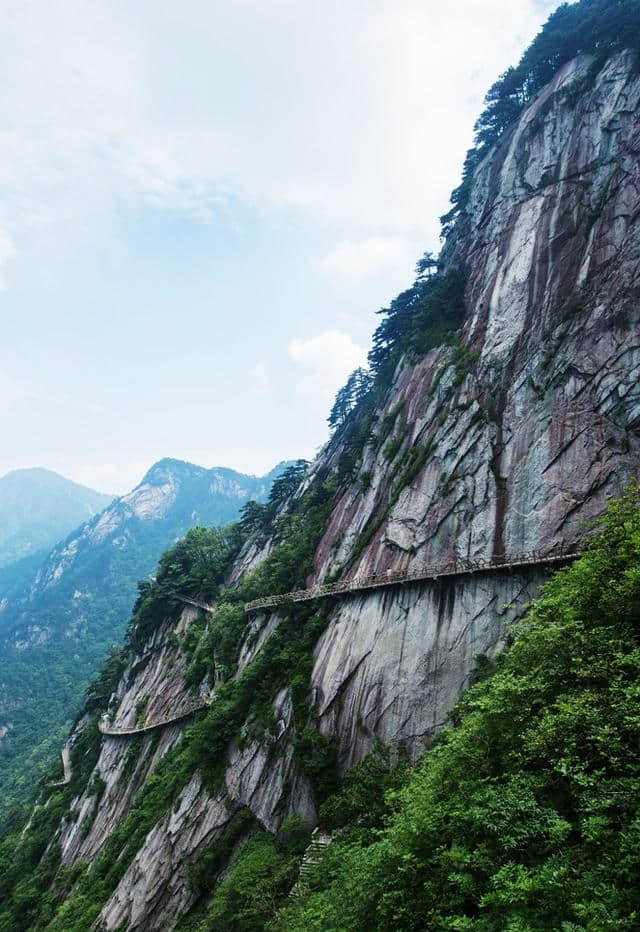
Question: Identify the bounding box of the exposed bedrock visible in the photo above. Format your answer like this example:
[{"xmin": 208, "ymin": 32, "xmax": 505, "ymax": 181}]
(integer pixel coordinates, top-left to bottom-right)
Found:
[{"xmin": 313, "ymin": 51, "xmax": 640, "ymax": 584}]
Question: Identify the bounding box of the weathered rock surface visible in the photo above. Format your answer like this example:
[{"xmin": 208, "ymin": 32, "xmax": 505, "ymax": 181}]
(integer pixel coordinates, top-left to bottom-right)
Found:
[{"xmin": 311, "ymin": 52, "xmax": 640, "ymax": 588}]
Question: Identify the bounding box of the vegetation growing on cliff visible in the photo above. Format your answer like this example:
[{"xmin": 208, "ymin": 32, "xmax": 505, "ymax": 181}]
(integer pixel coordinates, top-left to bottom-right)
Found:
[
  {"xmin": 0, "ymin": 462, "xmax": 286, "ymax": 825},
  {"xmin": 442, "ymin": 0, "xmax": 640, "ymax": 235},
  {"xmin": 276, "ymin": 485, "xmax": 640, "ymax": 930},
  {"xmin": 0, "ymin": 510, "xmax": 339, "ymax": 930},
  {"xmin": 325, "ymin": 260, "xmax": 469, "ymax": 480}
]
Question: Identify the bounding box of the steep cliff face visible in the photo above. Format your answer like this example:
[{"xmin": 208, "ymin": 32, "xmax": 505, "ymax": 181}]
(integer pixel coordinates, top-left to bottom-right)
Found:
[
  {"xmin": 7, "ymin": 49, "xmax": 640, "ymax": 931},
  {"xmin": 313, "ymin": 50, "xmax": 640, "ymax": 584}
]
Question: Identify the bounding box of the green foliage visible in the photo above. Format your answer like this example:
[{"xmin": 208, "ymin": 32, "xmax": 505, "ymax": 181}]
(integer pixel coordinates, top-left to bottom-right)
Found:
[
  {"xmin": 382, "ymin": 435, "xmax": 403, "ymax": 462},
  {"xmin": 369, "ymin": 266, "xmax": 468, "ymax": 382},
  {"xmin": 241, "ymin": 473, "xmax": 339, "ymax": 599},
  {"xmin": 82, "ymin": 646, "xmax": 126, "ymax": 717},
  {"xmin": 318, "ymin": 743, "xmax": 409, "ymax": 837},
  {"xmin": 294, "ymin": 729, "xmax": 339, "ymax": 802},
  {"xmin": 441, "ymin": 0, "xmax": 640, "ymax": 235},
  {"xmin": 187, "ymin": 605, "xmax": 332, "ymax": 791},
  {"xmin": 328, "ymin": 368, "xmax": 374, "ymax": 433},
  {"xmin": 378, "ymin": 401, "xmax": 405, "ymax": 444},
  {"xmin": 348, "ymin": 442, "xmax": 434, "ymax": 566},
  {"xmin": 194, "ymin": 833, "xmax": 302, "ymax": 930},
  {"xmin": 135, "ymin": 696, "xmax": 149, "ymax": 727},
  {"xmin": 179, "ymin": 814, "xmax": 311, "ymax": 931},
  {"xmin": 358, "ymin": 470, "xmax": 372, "ymax": 494},
  {"xmin": 322, "ymin": 264, "xmax": 467, "ymax": 496},
  {"xmin": 187, "ymin": 807, "xmax": 255, "ymax": 900},
  {"xmin": 239, "ymin": 461, "xmax": 310, "ymax": 538},
  {"xmin": 129, "ymin": 524, "xmax": 243, "ymax": 648},
  {"xmin": 183, "ymin": 601, "xmax": 247, "ymax": 690},
  {"xmin": 277, "ymin": 484, "xmax": 640, "ymax": 930}
]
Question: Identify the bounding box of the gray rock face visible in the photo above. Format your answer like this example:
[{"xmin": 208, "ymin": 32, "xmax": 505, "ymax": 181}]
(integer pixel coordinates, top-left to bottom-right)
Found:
[
  {"xmin": 33, "ymin": 50, "xmax": 640, "ymax": 930},
  {"xmin": 312, "ymin": 51, "xmax": 640, "ymax": 584},
  {"xmin": 312, "ymin": 571, "xmax": 546, "ymax": 767}
]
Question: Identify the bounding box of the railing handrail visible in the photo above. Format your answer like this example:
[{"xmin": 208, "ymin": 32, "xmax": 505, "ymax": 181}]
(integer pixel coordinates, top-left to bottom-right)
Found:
[
  {"xmin": 99, "ymin": 695, "xmax": 211, "ymax": 737},
  {"xmin": 244, "ymin": 547, "xmax": 580, "ymax": 614},
  {"xmin": 101, "ymin": 546, "xmax": 582, "ymax": 738}
]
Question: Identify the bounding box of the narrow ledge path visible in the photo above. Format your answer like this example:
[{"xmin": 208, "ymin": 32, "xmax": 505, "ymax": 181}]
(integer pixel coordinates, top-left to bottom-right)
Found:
[
  {"xmin": 244, "ymin": 547, "xmax": 580, "ymax": 614},
  {"xmin": 99, "ymin": 695, "xmax": 213, "ymax": 737},
  {"xmin": 100, "ymin": 547, "xmax": 580, "ymax": 738},
  {"xmin": 177, "ymin": 596, "xmax": 216, "ymax": 613}
]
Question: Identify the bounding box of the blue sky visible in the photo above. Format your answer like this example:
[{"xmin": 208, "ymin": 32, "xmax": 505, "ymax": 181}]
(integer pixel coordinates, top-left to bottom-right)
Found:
[{"xmin": 0, "ymin": 0, "xmax": 558, "ymax": 493}]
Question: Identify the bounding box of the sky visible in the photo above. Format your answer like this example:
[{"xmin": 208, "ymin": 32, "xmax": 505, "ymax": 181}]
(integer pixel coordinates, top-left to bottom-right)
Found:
[{"xmin": 0, "ymin": 0, "xmax": 559, "ymax": 494}]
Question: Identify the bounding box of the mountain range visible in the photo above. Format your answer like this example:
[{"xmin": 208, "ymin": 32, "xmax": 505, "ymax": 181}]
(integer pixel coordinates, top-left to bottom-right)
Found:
[
  {"xmin": 0, "ymin": 467, "xmax": 113, "ymax": 570},
  {"xmin": 0, "ymin": 457, "xmax": 286, "ymax": 818},
  {"xmin": 3, "ymin": 3, "xmax": 640, "ymax": 928}
]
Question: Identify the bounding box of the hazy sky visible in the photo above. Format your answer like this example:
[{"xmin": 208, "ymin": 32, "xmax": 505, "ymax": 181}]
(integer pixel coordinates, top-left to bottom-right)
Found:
[{"xmin": 1, "ymin": 0, "xmax": 558, "ymax": 493}]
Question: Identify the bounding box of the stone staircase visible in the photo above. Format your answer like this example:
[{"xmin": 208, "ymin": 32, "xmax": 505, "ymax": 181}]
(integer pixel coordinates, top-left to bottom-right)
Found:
[{"xmin": 291, "ymin": 828, "xmax": 333, "ymax": 897}]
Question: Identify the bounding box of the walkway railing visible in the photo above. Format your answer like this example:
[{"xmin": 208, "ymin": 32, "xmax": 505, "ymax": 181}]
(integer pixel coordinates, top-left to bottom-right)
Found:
[
  {"xmin": 101, "ymin": 546, "xmax": 580, "ymax": 738},
  {"xmin": 99, "ymin": 695, "xmax": 212, "ymax": 737},
  {"xmin": 244, "ymin": 546, "xmax": 580, "ymax": 614}
]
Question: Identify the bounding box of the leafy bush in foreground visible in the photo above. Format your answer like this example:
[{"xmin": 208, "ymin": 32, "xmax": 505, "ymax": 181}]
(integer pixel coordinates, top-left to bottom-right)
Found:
[{"xmin": 277, "ymin": 485, "xmax": 640, "ymax": 930}]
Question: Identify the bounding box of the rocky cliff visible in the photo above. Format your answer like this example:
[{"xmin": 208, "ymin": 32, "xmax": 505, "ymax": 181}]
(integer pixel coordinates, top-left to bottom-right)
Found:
[{"xmin": 4, "ymin": 47, "xmax": 640, "ymax": 932}]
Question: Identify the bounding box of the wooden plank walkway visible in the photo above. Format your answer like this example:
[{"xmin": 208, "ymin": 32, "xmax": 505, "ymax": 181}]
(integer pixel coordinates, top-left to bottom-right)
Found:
[{"xmin": 244, "ymin": 547, "xmax": 579, "ymax": 614}]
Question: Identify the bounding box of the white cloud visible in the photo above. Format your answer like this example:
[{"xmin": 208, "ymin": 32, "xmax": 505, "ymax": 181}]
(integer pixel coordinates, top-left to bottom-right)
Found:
[
  {"xmin": 320, "ymin": 235, "xmax": 418, "ymax": 285},
  {"xmin": 288, "ymin": 330, "xmax": 367, "ymax": 402},
  {"xmin": 66, "ymin": 460, "xmax": 153, "ymax": 495},
  {"xmin": 0, "ymin": 1, "xmax": 559, "ymax": 278},
  {"xmin": 0, "ymin": 365, "xmax": 105, "ymax": 415},
  {"xmin": 0, "ymin": 368, "xmax": 26, "ymax": 411}
]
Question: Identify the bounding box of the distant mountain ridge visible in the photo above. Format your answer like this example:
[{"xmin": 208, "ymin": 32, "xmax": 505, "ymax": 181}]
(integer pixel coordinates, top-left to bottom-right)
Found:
[
  {"xmin": 0, "ymin": 457, "xmax": 288, "ymax": 818},
  {"xmin": 0, "ymin": 467, "xmax": 113, "ymax": 569}
]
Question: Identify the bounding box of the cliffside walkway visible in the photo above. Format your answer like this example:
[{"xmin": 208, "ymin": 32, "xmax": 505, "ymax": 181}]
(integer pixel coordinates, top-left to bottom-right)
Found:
[
  {"xmin": 244, "ymin": 547, "xmax": 580, "ymax": 614},
  {"xmin": 291, "ymin": 829, "xmax": 333, "ymax": 898},
  {"xmin": 100, "ymin": 548, "xmax": 579, "ymax": 738},
  {"xmin": 48, "ymin": 743, "xmax": 72, "ymax": 787},
  {"xmin": 98, "ymin": 695, "xmax": 212, "ymax": 737}
]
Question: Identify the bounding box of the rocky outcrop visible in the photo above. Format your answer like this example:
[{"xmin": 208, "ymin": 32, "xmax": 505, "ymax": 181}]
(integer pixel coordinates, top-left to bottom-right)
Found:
[{"xmin": 312, "ymin": 51, "xmax": 640, "ymax": 585}]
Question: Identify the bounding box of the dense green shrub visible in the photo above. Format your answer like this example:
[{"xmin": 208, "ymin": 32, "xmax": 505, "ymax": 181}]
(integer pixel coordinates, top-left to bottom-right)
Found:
[
  {"xmin": 239, "ymin": 461, "xmax": 310, "ymax": 539},
  {"xmin": 277, "ymin": 485, "xmax": 640, "ymax": 930},
  {"xmin": 368, "ymin": 266, "xmax": 468, "ymax": 383},
  {"xmin": 130, "ymin": 524, "xmax": 243, "ymax": 648},
  {"xmin": 318, "ymin": 744, "xmax": 409, "ymax": 837},
  {"xmin": 241, "ymin": 473, "xmax": 340, "ymax": 599}
]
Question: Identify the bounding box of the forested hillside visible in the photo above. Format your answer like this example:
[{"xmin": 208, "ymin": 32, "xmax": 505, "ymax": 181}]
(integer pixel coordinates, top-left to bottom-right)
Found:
[{"xmin": 0, "ymin": 459, "xmax": 286, "ymax": 820}]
